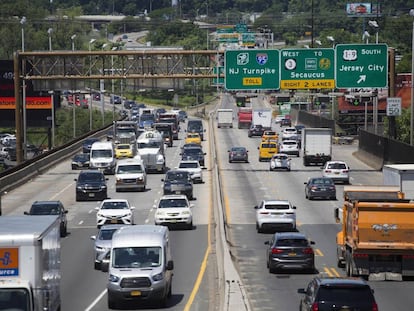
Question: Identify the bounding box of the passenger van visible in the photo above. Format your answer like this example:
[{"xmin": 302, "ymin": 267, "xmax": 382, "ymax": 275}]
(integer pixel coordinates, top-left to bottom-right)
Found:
[
  {"xmin": 115, "ymin": 158, "xmax": 147, "ymax": 192},
  {"xmin": 89, "ymin": 141, "xmax": 116, "ymax": 174},
  {"xmin": 186, "ymin": 119, "xmax": 205, "ymax": 141},
  {"xmin": 102, "ymin": 225, "xmax": 174, "ymax": 308},
  {"xmin": 258, "ymin": 141, "xmax": 278, "ymax": 162}
]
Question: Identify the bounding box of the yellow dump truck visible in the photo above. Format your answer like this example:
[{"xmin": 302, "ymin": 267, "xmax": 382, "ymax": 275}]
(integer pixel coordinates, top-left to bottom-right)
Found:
[{"xmin": 334, "ymin": 185, "xmax": 414, "ymax": 281}]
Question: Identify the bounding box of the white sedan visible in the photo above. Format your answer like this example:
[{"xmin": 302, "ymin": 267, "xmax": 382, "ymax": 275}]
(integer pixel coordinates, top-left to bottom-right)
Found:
[
  {"xmin": 279, "ymin": 140, "xmax": 300, "ymax": 157},
  {"xmin": 176, "ymin": 160, "xmax": 203, "ymax": 183},
  {"xmin": 154, "ymin": 195, "xmax": 193, "ymax": 229},
  {"xmin": 95, "ymin": 199, "xmax": 135, "ymax": 228}
]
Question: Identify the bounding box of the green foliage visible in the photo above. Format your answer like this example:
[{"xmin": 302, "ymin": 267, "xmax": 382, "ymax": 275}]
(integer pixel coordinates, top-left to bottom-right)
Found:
[{"xmin": 384, "ymin": 108, "xmax": 411, "ymax": 144}]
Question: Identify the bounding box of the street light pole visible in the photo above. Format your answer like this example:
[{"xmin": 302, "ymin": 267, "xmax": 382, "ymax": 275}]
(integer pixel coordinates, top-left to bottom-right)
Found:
[
  {"xmin": 48, "ymin": 28, "xmax": 53, "ymax": 51},
  {"xmin": 71, "ymin": 34, "xmax": 76, "ymax": 51},
  {"xmin": 327, "ymin": 36, "xmax": 335, "ymax": 48},
  {"xmin": 88, "ymin": 39, "xmax": 96, "ymax": 131},
  {"xmin": 368, "ymin": 20, "xmax": 379, "ymax": 44},
  {"xmin": 20, "ymin": 16, "xmax": 27, "ymax": 160},
  {"xmin": 410, "ymin": 9, "xmax": 414, "ymax": 145}
]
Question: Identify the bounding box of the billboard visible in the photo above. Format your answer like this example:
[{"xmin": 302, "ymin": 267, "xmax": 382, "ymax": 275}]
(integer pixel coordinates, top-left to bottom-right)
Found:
[
  {"xmin": 346, "ymin": 3, "xmax": 381, "ymax": 17},
  {"xmin": 0, "ymin": 60, "xmax": 58, "ymax": 127}
]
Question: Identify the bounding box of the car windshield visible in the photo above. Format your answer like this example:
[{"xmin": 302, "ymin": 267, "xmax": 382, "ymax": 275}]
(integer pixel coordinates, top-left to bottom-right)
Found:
[
  {"xmin": 166, "ymin": 172, "xmax": 190, "ymax": 181},
  {"xmin": 91, "ymin": 149, "xmax": 112, "ymax": 158},
  {"xmin": 116, "ymin": 164, "xmax": 143, "ymax": 174},
  {"xmin": 116, "ymin": 145, "xmax": 130, "ymax": 150},
  {"xmin": 284, "ymin": 128, "xmax": 296, "ymax": 133},
  {"xmin": 312, "ymin": 178, "xmax": 334, "ymax": 185},
  {"xmin": 261, "ymin": 143, "xmax": 277, "ymax": 148},
  {"xmin": 183, "ymin": 148, "xmax": 202, "ymax": 155},
  {"xmin": 232, "ymin": 147, "xmax": 246, "ymax": 152},
  {"xmin": 276, "ymin": 238, "xmax": 309, "ymax": 247},
  {"xmin": 187, "ymin": 134, "xmax": 199, "ymax": 138},
  {"xmin": 264, "ymin": 131, "xmax": 276, "ymax": 136},
  {"xmin": 101, "ymin": 201, "xmax": 128, "ymax": 209},
  {"xmin": 179, "ymin": 162, "xmax": 198, "ymax": 168},
  {"xmin": 159, "ymin": 199, "xmax": 188, "ymax": 208},
  {"xmin": 98, "ymin": 228, "xmax": 118, "ymax": 240},
  {"xmin": 78, "ymin": 172, "xmax": 103, "ymax": 182},
  {"xmin": 138, "ymin": 141, "xmax": 160, "ymax": 148},
  {"xmin": 113, "ymin": 247, "xmax": 161, "ymax": 268},
  {"xmin": 317, "ymin": 286, "xmax": 374, "ymax": 302},
  {"xmin": 74, "ymin": 154, "xmax": 89, "ymax": 161},
  {"xmin": 283, "ymin": 141, "xmax": 297, "ymax": 146},
  {"xmin": 30, "ymin": 204, "xmax": 60, "ymax": 215},
  {"xmin": 327, "ymin": 163, "xmax": 347, "ymax": 169},
  {"xmin": 273, "ymin": 155, "xmax": 288, "ymax": 160},
  {"xmin": 264, "ymin": 204, "xmax": 290, "ymax": 210}
]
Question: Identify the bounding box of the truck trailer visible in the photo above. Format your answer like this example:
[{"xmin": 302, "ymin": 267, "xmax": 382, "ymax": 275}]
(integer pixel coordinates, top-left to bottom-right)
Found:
[
  {"xmin": 383, "ymin": 164, "xmax": 414, "ymax": 200},
  {"xmin": 335, "ymin": 186, "xmax": 414, "ymax": 281},
  {"xmin": 237, "ymin": 107, "xmax": 252, "ymax": 129},
  {"xmin": 0, "ymin": 216, "xmax": 61, "ymax": 311},
  {"xmin": 252, "ymin": 109, "xmax": 272, "ymax": 130},
  {"xmin": 301, "ymin": 128, "xmax": 332, "ymax": 166},
  {"xmin": 217, "ymin": 108, "xmax": 233, "ymax": 128}
]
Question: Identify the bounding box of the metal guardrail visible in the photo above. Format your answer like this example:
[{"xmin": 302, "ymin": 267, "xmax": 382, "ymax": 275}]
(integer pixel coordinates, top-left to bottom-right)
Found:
[{"xmin": 0, "ymin": 128, "xmax": 108, "ymax": 194}]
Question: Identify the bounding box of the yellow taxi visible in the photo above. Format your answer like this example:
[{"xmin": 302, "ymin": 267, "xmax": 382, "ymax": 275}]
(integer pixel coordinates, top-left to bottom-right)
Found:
[
  {"xmin": 261, "ymin": 130, "xmax": 278, "ymax": 142},
  {"xmin": 185, "ymin": 132, "xmax": 202, "ymax": 145},
  {"xmin": 258, "ymin": 140, "xmax": 278, "ymax": 162},
  {"xmin": 115, "ymin": 143, "xmax": 134, "ymax": 158}
]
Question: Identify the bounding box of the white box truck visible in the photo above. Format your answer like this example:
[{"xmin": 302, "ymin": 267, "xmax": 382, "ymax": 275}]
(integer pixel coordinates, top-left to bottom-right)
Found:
[
  {"xmin": 383, "ymin": 164, "xmax": 414, "ymax": 199},
  {"xmin": 0, "ymin": 215, "xmax": 61, "ymax": 311},
  {"xmin": 252, "ymin": 109, "xmax": 272, "ymax": 130},
  {"xmin": 302, "ymin": 128, "xmax": 332, "ymax": 166},
  {"xmin": 217, "ymin": 108, "xmax": 233, "ymax": 128}
]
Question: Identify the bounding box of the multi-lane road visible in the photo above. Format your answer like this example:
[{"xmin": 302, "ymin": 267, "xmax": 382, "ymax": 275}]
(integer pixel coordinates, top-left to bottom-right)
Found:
[{"xmin": 2, "ymin": 92, "xmax": 413, "ymax": 311}]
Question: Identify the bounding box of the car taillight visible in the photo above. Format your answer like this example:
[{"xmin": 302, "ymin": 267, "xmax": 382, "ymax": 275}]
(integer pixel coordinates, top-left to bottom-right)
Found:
[
  {"xmin": 311, "ymin": 302, "xmax": 319, "ymax": 311},
  {"xmin": 343, "ymin": 170, "xmax": 349, "ymax": 173},
  {"xmin": 302, "ymin": 247, "xmax": 314, "ymax": 254},
  {"xmin": 260, "ymin": 211, "xmax": 270, "ymax": 215},
  {"xmin": 353, "ymin": 253, "xmax": 368, "ymax": 258},
  {"xmin": 271, "ymin": 248, "xmax": 284, "ymax": 254},
  {"xmin": 372, "ymin": 302, "xmax": 378, "ymax": 311},
  {"xmin": 324, "ymin": 169, "xmax": 332, "ymax": 173}
]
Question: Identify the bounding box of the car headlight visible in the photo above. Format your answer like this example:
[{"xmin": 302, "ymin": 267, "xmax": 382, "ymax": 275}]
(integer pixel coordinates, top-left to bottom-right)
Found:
[
  {"xmin": 97, "ymin": 213, "xmax": 105, "ymax": 218},
  {"xmin": 155, "ymin": 211, "xmax": 165, "ymax": 217},
  {"xmin": 164, "ymin": 184, "xmax": 171, "ymax": 190},
  {"xmin": 100, "ymin": 185, "xmax": 107, "ymax": 190},
  {"xmin": 96, "ymin": 246, "xmax": 106, "ymax": 251},
  {"xmin": 181, "ymin": 211, "xmax": 191, "ymax": 215},
  {"xmin": 109, "ymin": 274, "xmax": 120, "ymax": 282},
  {"xmin": 152, "ymin": 271, "xmax": 164, "ymax": 282},
  {"xmin": 76, "ymin": 186, "xmax": 84, "ymax": 190},
  {"xmin": 137, "ymin": 176, "xmax": 143, "ymax": 181}
]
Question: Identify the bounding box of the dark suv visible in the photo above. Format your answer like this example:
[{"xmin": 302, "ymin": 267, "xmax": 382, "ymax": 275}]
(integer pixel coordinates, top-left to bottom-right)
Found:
[
  {"xmin": 180, "ymin": 146, "xmax": 206, "ymax": 167},
  {"xmin": 162, "ymin": 170, "xmax": 194, "ymax": 200},
  {"xmin": 75, "ymin": 170, "xmax": 108, "ymax": 201},
  {"xmin": 298, "ymin": 277, "xmax": 378, "ymax": 311},
  {"xmin": 187, "ymin": 119, "xmax": 205, "ymax": 141},
  {"xmin": 24, "ymin": 201, "xmax": 68, "ymax": 237}
]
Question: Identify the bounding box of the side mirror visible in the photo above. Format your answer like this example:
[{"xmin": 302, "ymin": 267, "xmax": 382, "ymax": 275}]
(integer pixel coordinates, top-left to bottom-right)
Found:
[
  {"xmin": 254, "ymin": 205, "xmax": 259, "ymax": 209},
  {"xmin": 166, "ymin": 260, "xmax": 174, "ymax": 270},
  {"xmin": 23, "ymin": 211, "xmax": 29, "ymax": 215},
  {"xmin": 334, "ymin": 207, "xmax": 340, "ymax": 223},
  {"xmin": 130, "ymin": 206, "xmax": 136, "ymax": 210},
  {"xmin": 292, "ymin": 206, "xmax": 297, "ymax": 209},
  {"xmin": 90, "ymin": 235, "xmax": 96, "ymax": 241},
  {"xmin": 297, "ymin": 288, "xmax": 306, "ymax": 294},
  {"xmin": 264, "ymin": 241, "xmax": 270, "ymax": 245}
]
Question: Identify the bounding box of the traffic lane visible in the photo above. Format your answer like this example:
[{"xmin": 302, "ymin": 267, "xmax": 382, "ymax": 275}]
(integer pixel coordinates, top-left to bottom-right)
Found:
[{"xmin": 79, "ymin": 227, "xmax": 210, "ymax": 311}]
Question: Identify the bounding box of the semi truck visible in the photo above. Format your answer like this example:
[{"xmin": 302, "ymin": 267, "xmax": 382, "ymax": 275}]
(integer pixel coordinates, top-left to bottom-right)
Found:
[
  {"xmin": 252, "ymin": 109, "xmax": 272, "ymax": 130},
  {"xmin": 113, "ymin": 120, "xmax": 138, "ymax": 145},
  {"xmin": 301, "ymin": 128, "xmax": 332, "ymax": 166},
  {"xmin": 136, "ymin": 129, "xmax": 166, "ymax": 173},
  {"xmin": 383, "ymin": 164, "xmax": 414, "ymax": 200},
  {"xmin": 237, "ymin": 107, "xmax": 253, "ymax": 129},
  {"xmin": 334, "ymin": 186, "xmax": 414, "ymax": 281},
  {"xmin": 217, "ymin": 108, "xmax": 233, "ymax": 128},
  {"xmin": 0, "ymin": 215, "xmax": 61, "ymax": 311}
]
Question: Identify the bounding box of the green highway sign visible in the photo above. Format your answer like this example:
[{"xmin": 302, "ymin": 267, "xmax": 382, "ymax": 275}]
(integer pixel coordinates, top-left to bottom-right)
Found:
[
  {"xmin": 225, "ymin": 50, "xmax": 280, "ymax": 90},
  {"xmin": 335, "ymin": 44, "xmax": 388, "ymax": 88},
  {"xmin": 280, "ymin": 48, "xmax": 335, "ymax": 89}
]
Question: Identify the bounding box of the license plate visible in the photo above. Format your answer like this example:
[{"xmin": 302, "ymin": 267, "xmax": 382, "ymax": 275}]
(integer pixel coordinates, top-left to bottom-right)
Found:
[
  {"xmin": 335, "ymin": 172, "xmax": 340, "ymax": 174},
  {"xmin": 320, "ymin": 188, "xmax": 326, "ymax": 191},
  {"xmin": 130, "ymin": 290, "xmax": 141, "ymax": 296},
  {"xmin": 111, "ymin": 219, "xmax": 118, "ymax": 224},
  {"xmin": 175, "ymin": 191, "xmax": 181, "ymax": 194},
  {"xmin": 88, "ymin": 193, "xmax": 95, "ymax": 197},
  {"xmin": 288, "ymin": 253, "xmax": 296, "ymax": 256}
]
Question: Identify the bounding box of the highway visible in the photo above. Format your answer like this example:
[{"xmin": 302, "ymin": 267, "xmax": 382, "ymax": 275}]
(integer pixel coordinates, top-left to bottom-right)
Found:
[{"xmin": 2, "ymin": 92, "xmax": 414, "ymax": 311}]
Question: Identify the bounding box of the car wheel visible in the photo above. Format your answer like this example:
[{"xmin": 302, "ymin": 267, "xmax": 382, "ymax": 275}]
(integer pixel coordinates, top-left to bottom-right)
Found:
[
  {"xmin": 229, "ymin": 159, "xmax": 232, "ymax": 163},
  {"xmin": 269, "ymin": 264, "xmax": 277, "ymax": 274},
  {"xmin": 75, "ymin": 194, "xmax": 81, "ymax": 202},
  {"xmin": 256, "ymin": 223, "xmax": 263, "ymax": 233},
  {"xmin": 187, "ymin": 222, "xmax": 193, "ymax": 230},
  {"xmin": 94, "ymin": 262, "xmax": 101, "ymax": 270},
  {"xmin": 107, "ymin": 294, "xmax": 120, "ymax": 309}
]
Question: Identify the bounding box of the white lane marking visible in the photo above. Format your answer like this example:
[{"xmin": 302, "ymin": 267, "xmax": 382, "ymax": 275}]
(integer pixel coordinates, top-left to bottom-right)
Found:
[
  {"xmin": 84, "ymin": 288, "xmax": 107, "ymax": 311},
  {"xmin": 78, "ymin": 220, "xmax": 84, "ymax": 225},
  {"xmin": 49, "ymin": 182, "xmax": 75, "ymax": 200}
]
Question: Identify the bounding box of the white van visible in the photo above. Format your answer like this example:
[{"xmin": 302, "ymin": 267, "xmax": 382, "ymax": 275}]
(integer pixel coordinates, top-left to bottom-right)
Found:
[
  {"xmin": 102, "ymin": 225, "xmax": 174, "ymax": 308},
  {"xmin": 115, "ymin": 158, "xmax": 147, "ymax": 192},
  {"xmin": 89, "ymin": 141, "xmax": 116, "ymax": 174}
]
